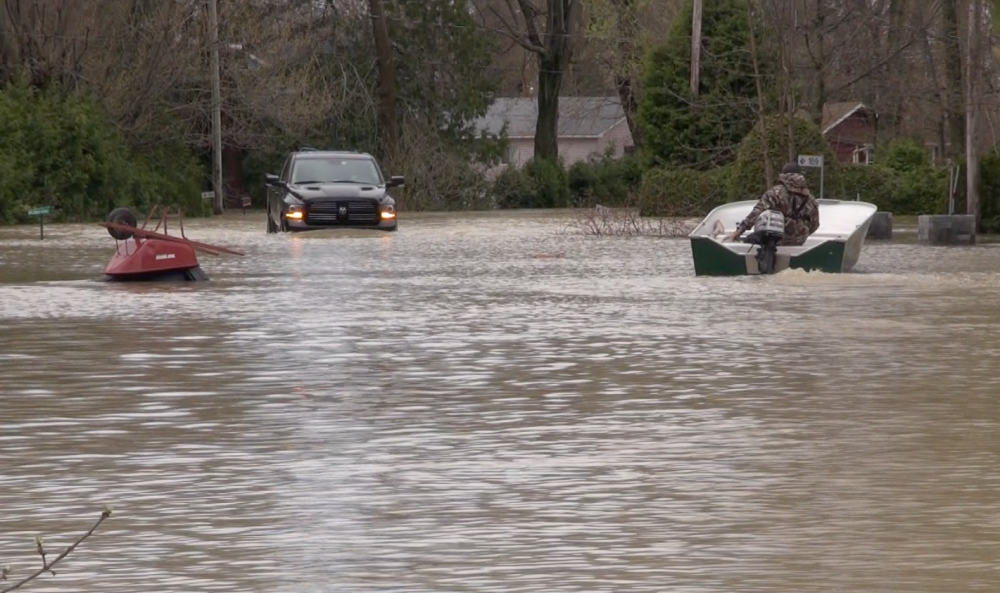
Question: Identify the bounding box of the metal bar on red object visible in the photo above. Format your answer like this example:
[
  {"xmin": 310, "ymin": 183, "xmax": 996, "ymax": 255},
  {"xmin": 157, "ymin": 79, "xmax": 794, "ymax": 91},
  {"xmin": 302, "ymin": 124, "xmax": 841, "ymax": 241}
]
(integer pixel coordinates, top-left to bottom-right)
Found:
[
  {"xmin": 142, "ymin": 205, "xmax": 158, "ymax": 232},
  {"xmin": 98, "ymin": 222, "xmax": 245, "ymax": 256},
  {"xmin": 178, "ymin": 208, "xmax": 187, "ymax": 240}
]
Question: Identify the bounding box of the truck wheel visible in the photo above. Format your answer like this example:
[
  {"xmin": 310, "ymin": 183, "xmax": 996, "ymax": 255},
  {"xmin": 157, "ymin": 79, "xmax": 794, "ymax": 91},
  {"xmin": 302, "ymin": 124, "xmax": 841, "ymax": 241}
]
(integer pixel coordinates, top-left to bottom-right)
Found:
[{"xmin": 106, "ymin": 208, "xmax": 138, "ymax": 240}]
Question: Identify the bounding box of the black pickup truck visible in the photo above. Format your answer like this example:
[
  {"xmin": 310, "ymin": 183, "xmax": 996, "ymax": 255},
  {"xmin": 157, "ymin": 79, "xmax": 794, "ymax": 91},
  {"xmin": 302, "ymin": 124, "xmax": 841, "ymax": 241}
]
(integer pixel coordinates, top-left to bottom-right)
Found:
[{"xmin": 264, "ymin": 148, "xmax": 403, "ymax": 233}]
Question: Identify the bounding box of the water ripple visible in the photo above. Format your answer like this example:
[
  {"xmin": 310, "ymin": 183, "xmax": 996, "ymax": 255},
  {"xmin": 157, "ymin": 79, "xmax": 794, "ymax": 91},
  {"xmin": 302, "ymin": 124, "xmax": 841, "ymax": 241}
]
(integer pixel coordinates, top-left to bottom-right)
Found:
[{"xmin": 1, "ymin": 212, "xmax": 999, "ymax": 592}]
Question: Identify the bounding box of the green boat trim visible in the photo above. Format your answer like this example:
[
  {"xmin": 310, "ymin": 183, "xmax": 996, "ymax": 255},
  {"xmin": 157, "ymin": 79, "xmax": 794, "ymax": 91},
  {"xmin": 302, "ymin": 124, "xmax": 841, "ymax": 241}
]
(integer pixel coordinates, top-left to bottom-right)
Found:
[{"xmin": 688, "ymin": 199, "xmax": 877, "ymax": 276}]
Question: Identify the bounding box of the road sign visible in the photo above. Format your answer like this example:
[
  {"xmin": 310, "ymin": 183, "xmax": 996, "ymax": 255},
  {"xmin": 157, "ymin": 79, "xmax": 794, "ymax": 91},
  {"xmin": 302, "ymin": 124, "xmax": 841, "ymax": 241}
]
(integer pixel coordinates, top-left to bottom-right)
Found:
[
  {"xmin": 796, "ymin": 155, "xmax": 825, "ymax": 199},
  {"xmin": 201, "ymin": 191, "xmax": 215, "ymax": 200},
  {"xmin": 797, "ymin": 154, "xmax": 824, "ymax": 168},
  {"xmin": 27, "ymin": 206, "xmax": 51, "ymax": 240}
]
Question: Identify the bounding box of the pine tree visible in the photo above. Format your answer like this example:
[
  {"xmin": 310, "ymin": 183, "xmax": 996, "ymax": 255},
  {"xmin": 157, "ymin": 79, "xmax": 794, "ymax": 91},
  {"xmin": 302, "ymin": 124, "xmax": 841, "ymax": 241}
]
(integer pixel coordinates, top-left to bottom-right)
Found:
[{"xmin": 637, "ymin": 0, "xmax": 770, "ymax": 169}]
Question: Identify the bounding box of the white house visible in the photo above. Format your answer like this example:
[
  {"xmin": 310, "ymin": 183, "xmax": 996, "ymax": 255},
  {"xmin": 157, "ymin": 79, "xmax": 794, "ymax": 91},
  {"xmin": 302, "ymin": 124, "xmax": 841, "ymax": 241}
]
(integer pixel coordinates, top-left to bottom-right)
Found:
[{"xmin": 472, "ymin": 96, "xmax": 635, "ymax": 173}]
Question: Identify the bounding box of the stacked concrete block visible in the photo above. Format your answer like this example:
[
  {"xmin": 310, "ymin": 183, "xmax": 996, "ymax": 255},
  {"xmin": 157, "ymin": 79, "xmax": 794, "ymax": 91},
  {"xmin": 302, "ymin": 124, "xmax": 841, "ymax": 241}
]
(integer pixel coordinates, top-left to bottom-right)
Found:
[
  {"xmin": 917, "ymin": 215, "xmax": 976, "ymax": 245},
  {"xmin": 866, "ymin": 212, "xmax": 893, "ymax": 240}
]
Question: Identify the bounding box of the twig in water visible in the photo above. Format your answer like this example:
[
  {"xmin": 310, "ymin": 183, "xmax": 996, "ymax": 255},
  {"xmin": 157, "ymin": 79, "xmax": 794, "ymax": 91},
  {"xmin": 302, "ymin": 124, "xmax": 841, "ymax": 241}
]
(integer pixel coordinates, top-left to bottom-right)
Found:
[
  {"xmin": 0, "ymin": 507, "xmax": 112, "ymax": 593},
  {"xmin": 564, "ymin": 204, "xmax": 697, "ymax": 237}
]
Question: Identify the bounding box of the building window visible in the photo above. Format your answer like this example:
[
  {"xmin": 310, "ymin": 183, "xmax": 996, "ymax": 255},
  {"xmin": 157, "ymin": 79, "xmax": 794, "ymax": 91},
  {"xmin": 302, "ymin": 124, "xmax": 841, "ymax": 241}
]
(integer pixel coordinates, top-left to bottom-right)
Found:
[{"xmin": 852, "ymin": 145, "xmax": 875, "ymax": 165}]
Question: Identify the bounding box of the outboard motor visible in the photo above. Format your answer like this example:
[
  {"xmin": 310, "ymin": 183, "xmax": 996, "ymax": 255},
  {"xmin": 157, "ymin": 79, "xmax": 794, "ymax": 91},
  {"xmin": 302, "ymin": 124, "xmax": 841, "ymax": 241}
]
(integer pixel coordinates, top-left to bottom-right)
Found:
[{"xmin": 745, "ymin": 209, "xmax": 785, "ymax": 274}]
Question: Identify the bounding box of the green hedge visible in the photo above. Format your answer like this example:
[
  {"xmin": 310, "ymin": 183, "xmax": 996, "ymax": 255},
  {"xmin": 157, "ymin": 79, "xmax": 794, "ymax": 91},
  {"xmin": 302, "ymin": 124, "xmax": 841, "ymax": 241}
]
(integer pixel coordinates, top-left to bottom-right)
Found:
[
  {"xmin": 0, "ymin": 80, "xmax": 204, "ymax": 224},
  {"xmin": 567, "ymin": 152, "xmax": 642, "ymax": 207},
  {"xmin": 838, "ymin": 164, "xmax": 946, "ymax": 215},
  {"xmin": 728, "ymin": 114, "xmax": 839, "ymax": 202},
  {"xmin": 492, "ymin": 158, "xmax": 571, "ymax": 209},
  {"xmin": 837, "ymin": 164, "xmax": 898, "ymax": 208},
  {"xmin": 492, "ymin": 153, "xmax": 644, "ymax": 210},
  {"xmin": 835, "ymin": 140, "xmax": 948, "ymax": 215}
]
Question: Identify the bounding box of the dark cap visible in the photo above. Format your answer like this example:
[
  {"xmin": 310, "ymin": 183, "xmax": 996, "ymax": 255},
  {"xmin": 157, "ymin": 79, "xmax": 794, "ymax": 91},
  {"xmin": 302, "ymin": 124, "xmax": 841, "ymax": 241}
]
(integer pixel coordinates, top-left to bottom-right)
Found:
[{"xmin": 781, "ymin": 162, "xmax": 802, "ymax": 175}]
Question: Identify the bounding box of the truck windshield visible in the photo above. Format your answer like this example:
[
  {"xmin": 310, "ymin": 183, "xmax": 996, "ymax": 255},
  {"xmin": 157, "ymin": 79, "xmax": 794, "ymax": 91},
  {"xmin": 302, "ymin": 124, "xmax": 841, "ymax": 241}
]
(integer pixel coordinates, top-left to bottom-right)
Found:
[{"xmin": 291, "ymin": 158, "xmax": 382, "ymax": 185}]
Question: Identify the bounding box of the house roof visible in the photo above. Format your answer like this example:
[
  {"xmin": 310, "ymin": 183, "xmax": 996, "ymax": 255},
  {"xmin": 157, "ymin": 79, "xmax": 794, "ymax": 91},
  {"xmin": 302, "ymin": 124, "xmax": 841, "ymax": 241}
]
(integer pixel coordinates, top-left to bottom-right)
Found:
[
  {"xmin": 822, "ymin": 101, "xmax": 868, "ymax": 134},
  {"xmin": 472, "ymin": 96, "xmax": 628, "ymax": 139}
]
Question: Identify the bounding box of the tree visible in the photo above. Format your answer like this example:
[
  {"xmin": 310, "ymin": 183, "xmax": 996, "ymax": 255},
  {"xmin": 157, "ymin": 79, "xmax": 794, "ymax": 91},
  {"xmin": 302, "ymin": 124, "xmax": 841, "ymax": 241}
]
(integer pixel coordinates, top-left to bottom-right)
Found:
[
  {"xmin": 729, "ymin": 113, "xmax": 839, "ymax": 201},
  {"xmin": 473, "ymin": 0, "xmax": 584, "ymax": 164},
  {"xmin": 942, "ymin": 0, "xmax": 965, "ymax": 157},
  {"xmin": 369, "ymin": 0, "xmax": 398, "ymax": 161},
  {"xmin": 637, "ymin": 0, "xmax": 768, "ymax": 169},
  {"xmin": 0, "ymin": 0, "xmax": 90, "ymax": 89},
  {"xmin": 387, "ymin": 0, "xmax": 500, "ymax": 142},
  {"xmin": 583, "ymin": 0, "xmax": 683, "ymax": 152}
]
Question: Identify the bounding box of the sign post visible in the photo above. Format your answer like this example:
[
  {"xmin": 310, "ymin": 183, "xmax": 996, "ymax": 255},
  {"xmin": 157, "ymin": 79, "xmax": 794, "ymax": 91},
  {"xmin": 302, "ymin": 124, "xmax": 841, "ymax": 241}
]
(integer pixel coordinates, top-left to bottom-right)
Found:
[
  {"xmin": 201, "ymin": 191, "xmax": 215, "ymax": 216},
  {"xmin": 28, "ymin": 206, "xmax": 52, "ymax": 240},
  {"xmin": 797, "ymin": 154, "xmax": 825, "ymax": 200}
]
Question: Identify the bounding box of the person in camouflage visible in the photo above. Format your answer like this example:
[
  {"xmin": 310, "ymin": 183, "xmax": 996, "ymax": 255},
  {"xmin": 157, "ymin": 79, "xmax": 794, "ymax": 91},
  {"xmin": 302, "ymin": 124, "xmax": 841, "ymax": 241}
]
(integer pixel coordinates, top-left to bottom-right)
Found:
[{"xmin": 726, "ymin": 162, "xmax": 820, "ymax": 246}]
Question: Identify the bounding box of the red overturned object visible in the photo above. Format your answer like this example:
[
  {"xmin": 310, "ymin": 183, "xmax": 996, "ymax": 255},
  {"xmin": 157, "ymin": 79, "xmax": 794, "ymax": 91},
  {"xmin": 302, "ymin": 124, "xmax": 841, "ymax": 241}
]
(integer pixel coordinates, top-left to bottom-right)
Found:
[{"xmin": 98, "ymin": 206, "xmax": 244, "ymax": 282}]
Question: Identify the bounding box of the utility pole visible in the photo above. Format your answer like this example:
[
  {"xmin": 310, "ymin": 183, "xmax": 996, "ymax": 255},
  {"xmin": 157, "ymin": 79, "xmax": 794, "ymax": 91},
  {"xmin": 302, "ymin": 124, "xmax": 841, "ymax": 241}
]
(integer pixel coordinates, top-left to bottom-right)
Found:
[
  {"xmin": 690, "ymin": 0, "xmax": 703, "ymax": 98},
  {"xmin": 208, "ymin": 0, "xmax": 224, "ymax": 215},
  {"xmin": 965, "ymin": 0, "xmax": 981, "ymax": 223}
]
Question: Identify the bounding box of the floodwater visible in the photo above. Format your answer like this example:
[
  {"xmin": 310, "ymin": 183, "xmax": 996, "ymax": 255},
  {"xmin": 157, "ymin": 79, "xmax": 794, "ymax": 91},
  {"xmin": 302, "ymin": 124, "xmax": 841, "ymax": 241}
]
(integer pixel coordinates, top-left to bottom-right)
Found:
[{"xmin": 1, "ymin": 210, "xmax": 999, "ymax": 593}]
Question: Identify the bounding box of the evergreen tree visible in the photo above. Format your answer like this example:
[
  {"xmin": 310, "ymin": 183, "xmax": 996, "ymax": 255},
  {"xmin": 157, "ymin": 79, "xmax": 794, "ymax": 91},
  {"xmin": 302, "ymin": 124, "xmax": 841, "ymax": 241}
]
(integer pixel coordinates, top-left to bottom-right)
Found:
[
  {"xmin": 728, "ymin": 114, "xmax": 838, "ymax": 202},
  {"xmin": 389, "ymin": 0, "xmax": 500, "ymax": 140},
  {"xmin": 637, "ymin": 0, "xmax": 770, "ymax": 170}
]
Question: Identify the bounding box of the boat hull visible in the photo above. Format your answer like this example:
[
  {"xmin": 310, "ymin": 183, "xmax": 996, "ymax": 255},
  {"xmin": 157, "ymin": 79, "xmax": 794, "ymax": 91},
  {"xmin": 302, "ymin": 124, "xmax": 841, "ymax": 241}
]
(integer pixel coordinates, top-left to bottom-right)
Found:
[
  {"xmin": 690, "ymin": 236, "xmax": 849, "ymax": 276},
  {"xmin": 688, "ymin": 199, "xmax": 877, "ymax": 276}
]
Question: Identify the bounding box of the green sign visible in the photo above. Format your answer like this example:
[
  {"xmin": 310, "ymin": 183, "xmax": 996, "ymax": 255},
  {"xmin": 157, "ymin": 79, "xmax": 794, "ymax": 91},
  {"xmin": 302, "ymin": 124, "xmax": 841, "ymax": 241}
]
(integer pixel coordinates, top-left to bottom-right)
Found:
[{"xmin": 28, "ymin": 206, "xmax": 52, "ymax": 216}]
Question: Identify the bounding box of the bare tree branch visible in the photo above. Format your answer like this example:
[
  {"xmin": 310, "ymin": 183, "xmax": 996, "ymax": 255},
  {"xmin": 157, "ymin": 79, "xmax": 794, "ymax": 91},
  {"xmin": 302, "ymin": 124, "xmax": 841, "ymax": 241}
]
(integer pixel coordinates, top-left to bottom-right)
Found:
[{"xmin": 1, "ymin": 508, "xmax": 112, "ymax": 593}]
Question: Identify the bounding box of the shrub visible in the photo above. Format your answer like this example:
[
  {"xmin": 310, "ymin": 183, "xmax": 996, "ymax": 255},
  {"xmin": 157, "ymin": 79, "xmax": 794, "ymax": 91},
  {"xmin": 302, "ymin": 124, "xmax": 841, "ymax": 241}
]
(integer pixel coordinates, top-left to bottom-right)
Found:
[
  {"xmin": 567, "ymin": 151, "xmax": 642, "ymax": 207},
  {"xmin": 388, "ymin": 120, "xmax": 494, "ymax": 211},
  {"xmin": 492, "ymin": 166, "xmax": 536, "ymax": 209},
  {"xmin": 728, "ymin": 114, "xmax": 839, "ymax": 202},
  {"xmin": 980, "ymin": 151, "xmax": 1000, "ymax": 232},
  {"xmin": 837, "ymin": 164, "xmax": 898, "ymax": 209},
  {"xmin": 493, "ymin": 158, "xmax": 570, "ymax": 209},
  {"xmin": 836, "ymin": 161, "xmax": 947, "ymax": 215},
  {"xmin": 0, "ymin": 80, "xmax": 203, "ymax": 224},
  {"xmin": 892, "ymin": 165, "xmax": 947, "ymax": 214},
  {"xmin": 639, "ymin": 166, "xmax": 727, "ymax": 217},
  {"xmin": 837, "ymin": 138, "xmax": 946, "ymax": 215},
  {"xmin": 525, "ymin": 158, "xmax": 571, "ymax": 208},
  {"xmin": 879, "ymin": 138, "xmax": 931, "ymax": 173}
]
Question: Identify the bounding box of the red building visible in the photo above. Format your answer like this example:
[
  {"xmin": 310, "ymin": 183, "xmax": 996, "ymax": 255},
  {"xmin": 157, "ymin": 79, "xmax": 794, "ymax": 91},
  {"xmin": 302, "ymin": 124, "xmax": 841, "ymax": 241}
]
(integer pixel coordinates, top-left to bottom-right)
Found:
[{"xmin": 822, "ymin": 102, "xmax": 877, "ymax": 165}]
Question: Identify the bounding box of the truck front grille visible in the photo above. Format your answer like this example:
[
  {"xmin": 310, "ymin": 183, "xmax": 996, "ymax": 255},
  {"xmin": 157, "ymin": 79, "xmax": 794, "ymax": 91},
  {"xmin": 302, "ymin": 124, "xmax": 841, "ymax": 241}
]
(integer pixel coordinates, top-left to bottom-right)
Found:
[{"xmin": 306, "ymin": 199, "xmax": 380, "ymax": 225}]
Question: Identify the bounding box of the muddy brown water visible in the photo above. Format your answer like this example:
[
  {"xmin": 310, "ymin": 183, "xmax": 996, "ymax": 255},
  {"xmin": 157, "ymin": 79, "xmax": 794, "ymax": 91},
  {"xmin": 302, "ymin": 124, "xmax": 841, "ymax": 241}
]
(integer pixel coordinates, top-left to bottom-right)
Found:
[{"xmin": 1, "ymin": 210, "xmax": 999, "ymax": 592}]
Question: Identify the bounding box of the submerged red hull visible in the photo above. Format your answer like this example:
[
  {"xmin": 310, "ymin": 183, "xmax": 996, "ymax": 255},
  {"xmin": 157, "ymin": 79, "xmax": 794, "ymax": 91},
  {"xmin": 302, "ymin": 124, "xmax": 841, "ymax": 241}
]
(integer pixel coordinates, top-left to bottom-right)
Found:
[{"xmin": 104, "ymin": 238, "xmax": 203, "ymax": 280}]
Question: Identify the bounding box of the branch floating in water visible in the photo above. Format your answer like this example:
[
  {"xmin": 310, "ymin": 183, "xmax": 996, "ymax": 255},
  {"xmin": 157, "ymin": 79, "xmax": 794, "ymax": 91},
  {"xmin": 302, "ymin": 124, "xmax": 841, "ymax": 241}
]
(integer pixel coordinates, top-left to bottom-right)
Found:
[{"xmin": 0, "ymin": 507, "xmax": 112, "ymax": 593}]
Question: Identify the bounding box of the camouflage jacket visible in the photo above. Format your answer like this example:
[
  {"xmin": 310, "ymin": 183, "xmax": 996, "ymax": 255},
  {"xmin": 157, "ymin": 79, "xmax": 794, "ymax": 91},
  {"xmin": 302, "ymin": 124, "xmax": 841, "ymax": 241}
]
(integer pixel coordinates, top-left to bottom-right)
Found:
[{"xmin": 735, "ymin": 173, "xmax": 820, "ymax": 244}]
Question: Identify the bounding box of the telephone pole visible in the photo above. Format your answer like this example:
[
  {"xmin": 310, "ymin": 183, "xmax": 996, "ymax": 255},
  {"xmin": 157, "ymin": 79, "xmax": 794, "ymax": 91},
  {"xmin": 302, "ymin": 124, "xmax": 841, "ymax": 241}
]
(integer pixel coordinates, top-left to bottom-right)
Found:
[
  {"xmin": 208, "ymin": 0, "xmax": 224, "ymax": 215},
  {"xmin": 965, "ymin": 0, "xmax": 983, "ymax": 224}
]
